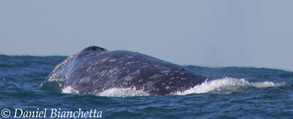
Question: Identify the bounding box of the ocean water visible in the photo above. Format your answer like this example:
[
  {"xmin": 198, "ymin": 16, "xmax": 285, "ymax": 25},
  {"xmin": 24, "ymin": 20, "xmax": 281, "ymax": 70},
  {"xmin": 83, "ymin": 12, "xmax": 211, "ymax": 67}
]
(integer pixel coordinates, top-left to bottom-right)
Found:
[{"xmin": 0, "ymin": 55, "xmax": 292, "ymax": 119}]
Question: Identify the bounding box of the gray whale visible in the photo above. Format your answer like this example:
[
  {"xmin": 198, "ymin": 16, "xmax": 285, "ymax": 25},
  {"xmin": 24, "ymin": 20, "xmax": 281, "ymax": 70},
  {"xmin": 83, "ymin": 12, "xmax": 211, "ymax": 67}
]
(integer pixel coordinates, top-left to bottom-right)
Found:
[{"xmin": 42, "ymin": 46, "xmax": 207, "ymax": 95}]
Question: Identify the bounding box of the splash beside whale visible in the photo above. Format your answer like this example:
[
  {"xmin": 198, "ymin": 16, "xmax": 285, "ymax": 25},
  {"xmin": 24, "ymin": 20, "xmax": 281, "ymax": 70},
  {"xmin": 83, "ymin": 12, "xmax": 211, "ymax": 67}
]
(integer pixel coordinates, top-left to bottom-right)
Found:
[{"xmin": 42, "ymin": 46, "xmax": 207, "ymax": 96}]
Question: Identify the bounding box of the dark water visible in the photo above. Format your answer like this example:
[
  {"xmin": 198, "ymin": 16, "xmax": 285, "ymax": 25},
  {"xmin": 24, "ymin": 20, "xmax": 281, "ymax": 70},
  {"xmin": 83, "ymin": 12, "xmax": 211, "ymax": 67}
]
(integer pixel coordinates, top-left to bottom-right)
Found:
[{"xmin": 0, "ymin": 55, "xmax": 292, "ymax": 119}]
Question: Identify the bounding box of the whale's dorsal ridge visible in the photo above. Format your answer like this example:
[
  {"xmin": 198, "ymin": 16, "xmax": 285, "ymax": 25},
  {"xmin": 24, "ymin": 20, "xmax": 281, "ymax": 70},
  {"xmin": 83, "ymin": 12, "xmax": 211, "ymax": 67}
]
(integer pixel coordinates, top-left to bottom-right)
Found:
[
  {"xmin": 76, "ymin": 46, "xmax": 108, "ymax": 59},
  {"xmin": 82, "ymin": 46, "xmax": 107, "ymax": 52}
]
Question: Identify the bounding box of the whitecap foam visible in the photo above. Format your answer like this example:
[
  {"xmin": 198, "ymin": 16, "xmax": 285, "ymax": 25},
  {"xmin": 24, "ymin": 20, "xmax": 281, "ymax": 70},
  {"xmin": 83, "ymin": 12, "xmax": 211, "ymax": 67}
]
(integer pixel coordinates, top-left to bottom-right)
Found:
[
  {"xmin": 175, "ymin": 77, "xmax": 286, "ymax": 95},
  {"xmin": 61, "ymin": 77, "xmax": 286, "ymax": 97},
  {"xmin": 61, "ymin": 86, "xmax": 149, "ymax": 97},
  {"xmin": 98, "ymin": 87, "xmax": 149, "ymax": 97},
  {"xmin": 62, "ymin": 86, "xmax": 79, "ymax": 94},
  {"xmin": 251, "ymin": 81, "xmax": 285, "ymax": 88}
]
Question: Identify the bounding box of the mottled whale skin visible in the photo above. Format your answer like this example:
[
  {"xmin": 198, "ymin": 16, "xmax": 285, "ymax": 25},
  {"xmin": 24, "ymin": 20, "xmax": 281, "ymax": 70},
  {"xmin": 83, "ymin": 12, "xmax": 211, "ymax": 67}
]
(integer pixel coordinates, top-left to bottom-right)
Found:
[{"xmin": 42, "ymin": 46, "xmax": 207, "ymax": 95}]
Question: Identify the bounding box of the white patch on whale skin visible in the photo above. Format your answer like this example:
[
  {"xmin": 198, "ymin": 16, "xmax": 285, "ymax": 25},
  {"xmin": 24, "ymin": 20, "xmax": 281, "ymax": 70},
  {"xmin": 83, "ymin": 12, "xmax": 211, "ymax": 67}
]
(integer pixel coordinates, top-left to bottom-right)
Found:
[
  {"xmin": 138, "ymin": 79, "xmax": 144, "ymax": 83},
  {"xmin": 86, "ymin": 67, "xmax": 92, "ymax": 72},
  {"xmin": 108, "ymin": 67, "xmax": 119, "ymax": 74},
  {"xmin": 98, "ymin": 87, "xmax": 149, "ymax": 97},
  {"xmin": 161, "ymin": 70, "xmax": 171, "ymax": 73},
  {"xmin": 100, "ymin": 56, "xmax": 110, "ymax": 63},
  {"xmin": 109, "ymin": 59, "xmax": 117, "ymax": 62},
  {"xmin": 124, "ymin": 76, "xmax": 133, "ymax": 81},
  {"xmin": 142, "ymin": 63, "xmax": 149, "ymax": 68},
  {"xmin": 100, "ymin": 70, "xmax": 107, "ymax": 76},
  {"xmin": 133, "ymin": 70, "xmax": 140, "ymax": 75},
  {"xmin": 78, "ymin": 76, "xmax": 91, "ymax": 84},
  {"xmin": 118, "ymin": 60, "xmax": 124, "ymax": 64},
  {"xmin": 149, "ymin": 74, "xmax": 163, "ymax": 79}
]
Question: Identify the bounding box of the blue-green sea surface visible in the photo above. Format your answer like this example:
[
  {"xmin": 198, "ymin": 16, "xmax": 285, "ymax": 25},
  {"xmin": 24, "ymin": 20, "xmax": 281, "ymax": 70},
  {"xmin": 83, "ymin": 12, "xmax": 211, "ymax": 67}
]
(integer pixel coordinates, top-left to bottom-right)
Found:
[{"xmin": 0, "ymin": 55, "xmax": 292, "ymax": 119}]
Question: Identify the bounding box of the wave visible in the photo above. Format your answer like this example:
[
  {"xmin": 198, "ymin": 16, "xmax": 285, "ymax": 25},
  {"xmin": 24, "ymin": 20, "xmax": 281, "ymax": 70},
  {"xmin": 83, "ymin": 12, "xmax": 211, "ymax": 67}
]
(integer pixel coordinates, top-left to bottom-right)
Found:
[
  {"xmin": 61, "ymin": 77, "xmax": 286, "ymax": 97},
  {"xmin": 175, "ymin": 77, "xmax": 286, "ymax": 95}
]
